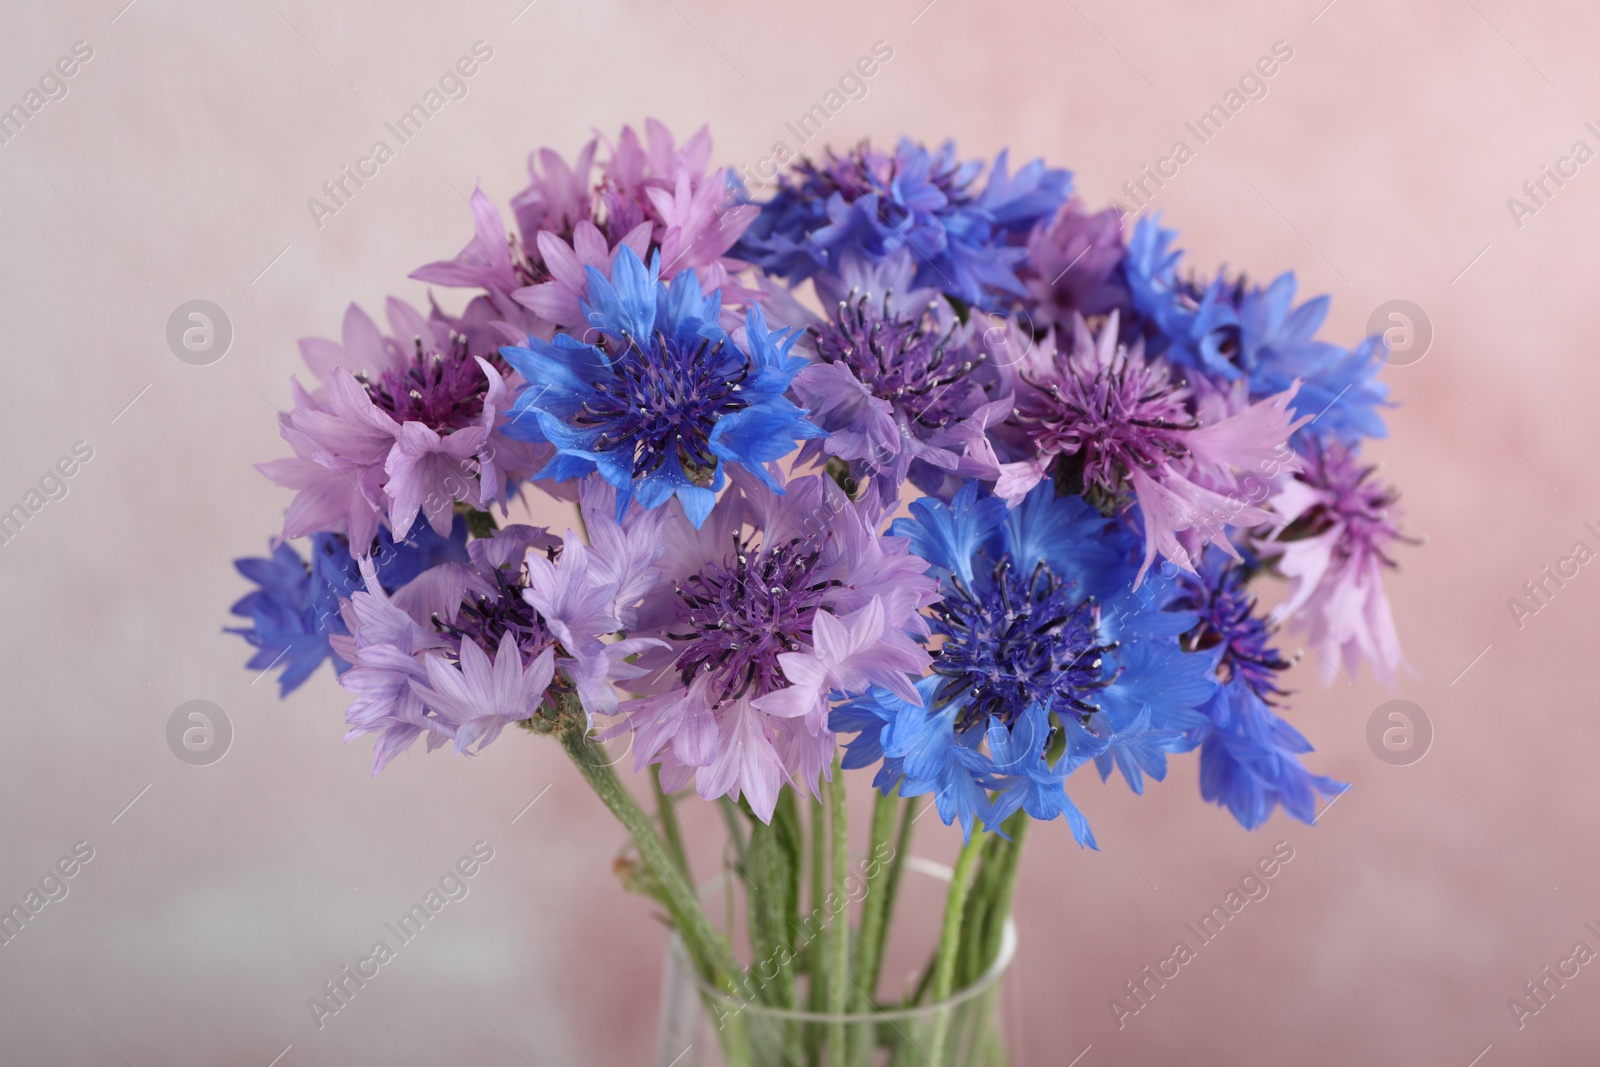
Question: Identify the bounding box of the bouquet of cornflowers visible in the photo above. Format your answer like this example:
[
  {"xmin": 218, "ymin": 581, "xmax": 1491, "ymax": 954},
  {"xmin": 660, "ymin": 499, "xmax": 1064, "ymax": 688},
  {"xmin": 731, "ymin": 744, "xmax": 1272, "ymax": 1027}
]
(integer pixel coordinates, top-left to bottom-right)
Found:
[{"xmin": 229, "ymin": 120, "xmax": 1407, "ymax": 1065}]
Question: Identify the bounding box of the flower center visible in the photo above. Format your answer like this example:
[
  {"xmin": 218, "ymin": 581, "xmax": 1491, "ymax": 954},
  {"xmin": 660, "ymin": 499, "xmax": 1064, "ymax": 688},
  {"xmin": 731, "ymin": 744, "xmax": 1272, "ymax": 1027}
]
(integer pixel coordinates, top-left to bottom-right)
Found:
[
  {"xmin": 815, "ymin": 293, "xmax": 980, "ymax": 430},
  {"xmin": 363, "ymin": 335, "xmax": 503, "ymax": 434},
  {"xmin": 436, "ymin": 564, "xmax": 556, "ymax": 669},
  {"xmin": 797, "ymin": 146, "xmax": 974, "ymax": 215},
  {"xmin": 930, "ymin": 557, "xmax": 1116, "ymax": 733},
  {"xmin": 1173, "ymin": 566, "xmax": 1289, "ymax": 702},
  {"xmin": 672, "ymin": 534, "xmax": 835, "ymax": 706},
  {"xmin": 576, "ymin": 332, "xmax": 751, "ymax": 487},
  {"xmin": 1280, "ymin": 443, "xmax": 1407, "ymax": 568},
  {"xmin": 1019, "ymin": 344, "xmax": 1194, "ymax": 500}
]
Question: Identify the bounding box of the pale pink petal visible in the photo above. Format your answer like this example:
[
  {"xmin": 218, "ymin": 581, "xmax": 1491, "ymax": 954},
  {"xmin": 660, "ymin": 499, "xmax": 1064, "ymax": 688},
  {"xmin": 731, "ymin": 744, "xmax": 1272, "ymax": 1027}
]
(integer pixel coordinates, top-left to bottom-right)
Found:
[{"xmin": 994, "ymin": 459, "xmax": 1049, "ymax": 506}]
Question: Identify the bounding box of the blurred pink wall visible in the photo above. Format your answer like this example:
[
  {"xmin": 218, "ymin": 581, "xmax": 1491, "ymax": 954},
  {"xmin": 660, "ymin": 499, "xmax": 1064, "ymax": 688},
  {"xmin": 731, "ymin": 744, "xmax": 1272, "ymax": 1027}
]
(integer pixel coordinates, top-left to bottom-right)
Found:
[{"xmin": 2, "ymin": 0, "xmax": 1596, "ymax": 1063}]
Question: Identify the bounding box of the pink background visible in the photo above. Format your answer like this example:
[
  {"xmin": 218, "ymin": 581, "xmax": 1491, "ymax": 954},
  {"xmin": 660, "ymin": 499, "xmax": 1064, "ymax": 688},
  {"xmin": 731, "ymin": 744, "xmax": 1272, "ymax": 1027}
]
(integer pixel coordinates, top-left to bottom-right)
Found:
[{"xmin": 2, "ymin": 0, "xmax": 1597, "ymax": 1063}]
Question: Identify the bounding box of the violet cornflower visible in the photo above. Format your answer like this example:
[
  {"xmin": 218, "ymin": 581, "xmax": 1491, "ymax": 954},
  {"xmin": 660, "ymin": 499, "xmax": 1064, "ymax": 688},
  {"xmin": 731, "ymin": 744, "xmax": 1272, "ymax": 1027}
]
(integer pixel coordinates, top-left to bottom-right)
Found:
[
  {"xmin": 416, "ymin": 121, "xmax": 759, "ymax": 334},
  {"xmin": 735, "ymin": 139, "xmax": 1072, "ymax": 310},
  {"xmin": 259, "ymin": 299, "xmax": 544, "ymax": 553},
  {"xmin": 336, "ymin": 479, "xmax": 667, "ymax": 772},
  {"xmin": 995, "ymin": 311, "xmax": 1306, "ymax": 584},
  {"xmin": 1021, "ymin": 199, "xmax": 1130, "ymax": 333},
  {"xmin": 1263, "ymin": 438, "xmax": 1409, "ymax": 684},
  {"xmin": 607, "ymin": 470, "xmax": 936, "ymax": 821},
  {"xmin": 792, "ymin": 250, "xmax": 1010, "ymax": 505}
]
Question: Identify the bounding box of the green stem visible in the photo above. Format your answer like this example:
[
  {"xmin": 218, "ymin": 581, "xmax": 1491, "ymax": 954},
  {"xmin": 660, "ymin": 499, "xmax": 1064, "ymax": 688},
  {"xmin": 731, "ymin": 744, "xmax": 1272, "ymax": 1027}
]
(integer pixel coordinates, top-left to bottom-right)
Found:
[
  {"xmin": 907, "ymin": 952, "xmax": 936, "ymax": 1008},
  {"xmin": 719, "ymin": 796, "xmax": 750, "ymax": 872},
  {"xmin": 773, "ymin": 789, "xmax": 805, "ymax": 958},
  {"xmin": 745, "ymin": 819, "xmax": 795, "ymax": 1007},
  {"xmin": 957, "ymin": 834, "xmax": 1005, "ymax": 988},
  {"xmin": 558, "ymin": 719, "xmax": 738, "ymax": 987},
  {"xmin": 807, "ymin": 797, "xmax": 827, "ymax": 972},
  {"xmin": 846, "ymin": 790, "xmax": 901, "ymax": 1066},
  {"xmin": 652, "ymin": 764, "xmax": 690, "ymax": 880},
  {"xmin": 770, "ymin": 793, "xmax": 808, "ymax": 1063},
  {"xmin": 879, "ymin": 795, "xmax": 919, "ymax": 954},
  {"xmin": 928, "ymin": 833, "xmax": 985, "ymax": 1065},
  {"xmin": 851, "ymin": 789, "xmax": 900, "ymax": 1007},
  {"xmin": 977, "ymin": 813, "xmax": 1029, "ymax": 981},
  {"xmin": 825, "ymin": 755, "xmax": 850, "ymax": 1066},
  {"xmin": 810, "ymin": 795, "xmax": 828, "ymax": 932}
]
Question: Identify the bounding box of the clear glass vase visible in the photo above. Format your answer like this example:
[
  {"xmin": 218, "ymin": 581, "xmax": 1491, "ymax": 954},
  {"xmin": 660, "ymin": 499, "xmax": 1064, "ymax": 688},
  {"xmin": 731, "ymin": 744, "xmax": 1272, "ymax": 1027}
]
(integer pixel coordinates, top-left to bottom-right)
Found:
[{"xmin": 655, "ymin": 860, "xmax": 1017, "ymax": 1067}]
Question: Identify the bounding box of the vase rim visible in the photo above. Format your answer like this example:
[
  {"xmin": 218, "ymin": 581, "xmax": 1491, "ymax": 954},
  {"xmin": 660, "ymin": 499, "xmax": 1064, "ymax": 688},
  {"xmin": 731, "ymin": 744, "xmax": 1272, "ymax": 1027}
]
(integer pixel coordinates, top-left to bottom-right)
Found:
[{"xmin": 672, "ymin": 856, "xmax": 1018, "ymax": 1023}]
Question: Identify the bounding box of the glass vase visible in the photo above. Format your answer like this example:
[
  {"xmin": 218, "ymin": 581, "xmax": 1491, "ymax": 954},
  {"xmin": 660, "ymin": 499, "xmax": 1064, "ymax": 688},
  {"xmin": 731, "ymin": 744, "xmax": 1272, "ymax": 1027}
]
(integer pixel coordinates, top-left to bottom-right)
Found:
[{"xmin": 655, "ymin": 860, "xmax": 1017, "ymax": 1067}]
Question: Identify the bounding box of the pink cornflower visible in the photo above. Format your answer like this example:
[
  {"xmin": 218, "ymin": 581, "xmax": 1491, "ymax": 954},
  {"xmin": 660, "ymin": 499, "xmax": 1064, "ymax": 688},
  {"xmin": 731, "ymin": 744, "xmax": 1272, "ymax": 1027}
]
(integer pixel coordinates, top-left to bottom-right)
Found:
[
  {"xmin": 995, "ymin": 311, "xmax": 1306, "ymax": 584},
  {"xmin": 1263, "ymin": 439, "xmax": 1409, "ymax": 684},
  {"xmin": 260, "ymin": 298, "xmax": 549, "ymax": 553},
  {"xmin": 335, "ymin": 479, "xmax": 671, "ymax": 772}
]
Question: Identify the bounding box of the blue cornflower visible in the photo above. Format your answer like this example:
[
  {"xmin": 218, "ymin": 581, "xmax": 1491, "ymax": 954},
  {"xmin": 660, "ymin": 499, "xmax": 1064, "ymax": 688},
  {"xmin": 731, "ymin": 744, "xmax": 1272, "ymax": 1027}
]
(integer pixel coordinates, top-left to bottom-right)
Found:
[
  {"xmin": 734, "ymin": 139, "xmax": 1072, "ymax": 310},
  {"xmin": 834, "ymin": 676, "xmax": 998, "ymax": 838},
  {"xmin": 1164, "ymin": 547, "xmax": 1291, "ymax": 703},
  {"xmin": 1121, "ymin": 215, "xmax": 1388, "ymax": 445},
  {"xmin": 831, "ymin": 481, "xmax": 1217, "ymax": 841},
  {"xmin": 229, "ymin": 517, "xmax": 469, "ymax": 696},
  {"xmin": 1120, "ymin": 213, "xmax": 1218, "ymax": 363},
  {"xmin": 499, "ymin": 246, "xmax": 822, "ymax": 526},
  {"xmin": 1234, "ymin": 273, "xmax": 1389, "ymax": 445},
  {"xmin": 1165, "ymin": 548, "xmax": 1346, "ymax": 828},
  {"xmin": 1197, "ymin": 685, "xmax": 1346, "ymax": 829},
  {"xmin": 229, "ymin": 541, "xmax": 332, "ymax": 697}
]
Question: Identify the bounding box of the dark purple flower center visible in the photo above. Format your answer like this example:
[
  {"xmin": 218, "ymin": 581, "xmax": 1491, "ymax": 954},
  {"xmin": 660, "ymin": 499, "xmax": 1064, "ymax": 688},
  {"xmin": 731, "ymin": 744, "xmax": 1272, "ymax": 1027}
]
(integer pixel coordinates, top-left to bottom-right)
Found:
[
  {"xmin": 362, "ymin": 336, "xmax": 505, "ymax": 434},
  {"xmin": 1172, "ymin": 564, "xmax": 1289, "ymax": 702},
  {"xmin": 576, "ymin": 332, "xmax": 751, "ymax": 487},
  {"xmin": 1018, "ymin": 342, "xmax": 1195, "ymax": 505},
  {"xmin": 930, "ymin": 557, "xmax": 1116, "ymax": 733},
  {"xmin": 596, "ymin": 180, "xmax": 654, "ymax": 247},
  {"xmin": 1281, "ymin": 440, "xmax": 1406, "ymax": 567},
  {"xmin": 795, "ymin": 145, "xmax": 974, "ymax": 212},
  {"xmin": 671, "ymin": 534, "xmax": 836, "ymax": 706},
  {"xmin": 436, "ymin": 563, "xmax": 556, "ymax": 670},
  {"xmin": 814, "ymin": 293, "xmax": 981, "ymax": 431}
]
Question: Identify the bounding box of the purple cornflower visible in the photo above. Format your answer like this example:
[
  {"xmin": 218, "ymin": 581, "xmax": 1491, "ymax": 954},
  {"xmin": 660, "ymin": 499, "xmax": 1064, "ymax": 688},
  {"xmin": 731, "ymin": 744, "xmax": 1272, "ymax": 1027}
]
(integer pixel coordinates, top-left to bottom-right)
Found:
[
  {"xmin": 792, "ymin": 250, "xmax": 1010, "ymax": 504},
  {"xmin": 501, "ymin": 121, "xmax": 759, "ymax": 329},
  {"xmin": 1263, "ymin": 439, "xmax": 1409, "ymax": 684},
  {"xmin": 260, "ymin": 299, "xmax": 546, "ymax": 552},
  {"xmin": 335, "ymin": 557, "xmax": 456, "ymax": 771},
  {"xmin": 336, "ymin": 479, "xmax": 668, "ymax": 772},
  {"xmin": 1022, "ymin": 199, "xmax": 1131, "ymax": 332},
  {"xmin": 608, "ymin": 470, "xmax": 936, "ymax": 821},
  {"xmin": 994, "ymin": 312, "xmax": 1306, "ymax": 584},
  {"xmin": 512, "ymin": 139, "xmax": 758, "ymax": 330},
  {"xmin": 411, "ymin": 186, "xmax": 529, "ymax": 319},
  {"xmin": 735, "ymin": 139, "xmax": 1072, "ymax": 310},
  {"xmin": 260, "ymin": 367, "xmax": 402, "ymax": 554},
  {"xmin": 511, "ymin": 137, "xmax": 599, "ymax": 248},
  {"xmin": 513, "ymin": 219, "xmax": 652, "ymax": 331}
]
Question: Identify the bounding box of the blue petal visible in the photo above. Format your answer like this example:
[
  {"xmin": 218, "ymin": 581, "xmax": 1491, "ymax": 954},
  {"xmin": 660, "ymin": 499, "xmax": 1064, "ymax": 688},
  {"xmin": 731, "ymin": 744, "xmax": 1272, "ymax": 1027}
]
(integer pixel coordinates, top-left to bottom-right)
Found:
[
  {"xmin": 1001, "ymin": 483, "xmax": 1135, "ymax": 600},
  {"xmin": 582, "ymin": 245, "xmax": 659, "ymax": 342},
  {"xmin": 890, "ymin": 481, "xmax": 1006, "ymax": 586},
  {"xmin": 675, "ymin": 483, "xmax": 718, "ymax": 529},
  {"xmin": 707, "ymin": 404, "xmax": 820, "ymax": 487}
]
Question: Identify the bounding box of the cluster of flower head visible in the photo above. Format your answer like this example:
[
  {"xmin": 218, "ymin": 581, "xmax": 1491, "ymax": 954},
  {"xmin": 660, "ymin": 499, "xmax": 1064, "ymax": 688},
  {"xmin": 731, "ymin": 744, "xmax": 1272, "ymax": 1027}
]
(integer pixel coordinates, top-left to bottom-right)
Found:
[{"xmin": 233, "ymin": 122, "xmax": 1409, "ymax": 840}]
